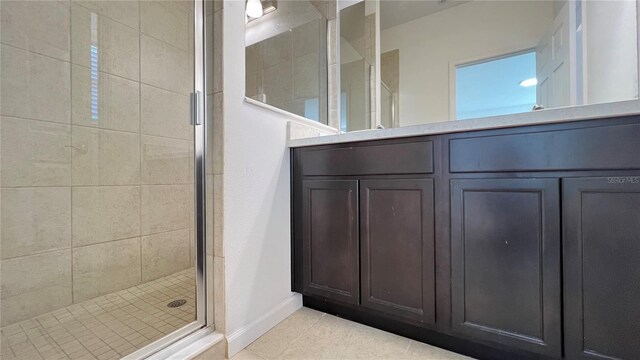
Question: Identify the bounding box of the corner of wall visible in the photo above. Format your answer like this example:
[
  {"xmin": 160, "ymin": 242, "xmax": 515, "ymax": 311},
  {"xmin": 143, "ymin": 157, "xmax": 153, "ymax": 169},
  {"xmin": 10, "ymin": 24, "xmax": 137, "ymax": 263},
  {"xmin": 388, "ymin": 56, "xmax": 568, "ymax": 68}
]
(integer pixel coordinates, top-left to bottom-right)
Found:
[{"xmin": 225, "ymin": 293, "xmax": 302, "ymax": 357}]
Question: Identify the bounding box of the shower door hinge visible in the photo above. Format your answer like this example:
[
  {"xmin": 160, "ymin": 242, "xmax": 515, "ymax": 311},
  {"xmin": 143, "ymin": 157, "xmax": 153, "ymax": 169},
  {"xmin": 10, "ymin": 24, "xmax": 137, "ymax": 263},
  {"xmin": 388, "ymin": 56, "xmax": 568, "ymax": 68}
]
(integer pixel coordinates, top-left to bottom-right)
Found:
[{"xmin": 191, "ymin": 91, "xmax": 202, "ymax": 125}]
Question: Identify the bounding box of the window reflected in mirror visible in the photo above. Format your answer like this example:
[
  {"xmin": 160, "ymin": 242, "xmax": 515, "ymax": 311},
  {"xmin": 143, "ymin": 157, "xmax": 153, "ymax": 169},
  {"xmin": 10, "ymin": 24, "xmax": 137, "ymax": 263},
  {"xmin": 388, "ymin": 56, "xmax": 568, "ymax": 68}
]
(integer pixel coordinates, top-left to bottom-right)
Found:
[
  {"xmin": 455, "ymin": 51, "xmax": 537, "ymax": 120},
  {"xmin": 371, "ymin": 0, "xmax": 639, "ymax": 129}
]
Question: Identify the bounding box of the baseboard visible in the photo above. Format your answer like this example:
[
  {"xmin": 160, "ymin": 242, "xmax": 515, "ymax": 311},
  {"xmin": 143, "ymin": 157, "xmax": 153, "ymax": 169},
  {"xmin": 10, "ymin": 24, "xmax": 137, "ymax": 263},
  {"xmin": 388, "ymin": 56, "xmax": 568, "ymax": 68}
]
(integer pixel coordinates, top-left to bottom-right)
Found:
[{"xmin": 226, "ymin": 293, "xmax": 302, "ymax": 357}]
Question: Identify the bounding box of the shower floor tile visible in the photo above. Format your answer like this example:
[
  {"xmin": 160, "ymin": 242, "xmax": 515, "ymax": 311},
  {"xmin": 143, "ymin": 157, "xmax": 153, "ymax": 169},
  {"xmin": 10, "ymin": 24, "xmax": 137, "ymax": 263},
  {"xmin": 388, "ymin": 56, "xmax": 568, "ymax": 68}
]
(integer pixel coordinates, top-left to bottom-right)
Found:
[{"xmin": 1, "ymin": 268, "xmax": 196, "ymax": 360}]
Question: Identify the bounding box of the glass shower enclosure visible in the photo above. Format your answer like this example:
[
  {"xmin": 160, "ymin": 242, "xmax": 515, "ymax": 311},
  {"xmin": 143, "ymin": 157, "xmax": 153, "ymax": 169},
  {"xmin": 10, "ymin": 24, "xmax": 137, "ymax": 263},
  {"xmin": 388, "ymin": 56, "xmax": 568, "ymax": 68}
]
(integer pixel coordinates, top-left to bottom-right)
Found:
[{"xmin": 0, "ymin": 0, "xmax": 209, "ymax": 358}]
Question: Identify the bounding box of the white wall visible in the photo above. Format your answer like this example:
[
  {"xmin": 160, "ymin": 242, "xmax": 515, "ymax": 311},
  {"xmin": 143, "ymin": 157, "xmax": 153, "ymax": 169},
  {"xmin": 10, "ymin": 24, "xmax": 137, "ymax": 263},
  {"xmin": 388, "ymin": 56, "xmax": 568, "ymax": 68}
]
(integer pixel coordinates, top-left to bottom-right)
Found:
[
  {"xmin": 585, "ymin": 0, "xmax": 638, "ymax": 104},
  {"xmin": 222, "ymin": 0, "xmax": 301, "ymax": 356},
  {"xmin": 380, "ymin": 1, "xmax": 555, "ymax": 126}
]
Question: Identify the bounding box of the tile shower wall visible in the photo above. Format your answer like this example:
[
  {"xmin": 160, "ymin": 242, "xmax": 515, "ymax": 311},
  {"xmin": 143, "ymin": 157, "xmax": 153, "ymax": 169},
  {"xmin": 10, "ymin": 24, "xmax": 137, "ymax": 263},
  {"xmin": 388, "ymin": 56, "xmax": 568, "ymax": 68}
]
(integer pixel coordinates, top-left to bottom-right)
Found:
[{"xmin": 0, "ymin": 0, "xmax": 194, "ymax": 326}]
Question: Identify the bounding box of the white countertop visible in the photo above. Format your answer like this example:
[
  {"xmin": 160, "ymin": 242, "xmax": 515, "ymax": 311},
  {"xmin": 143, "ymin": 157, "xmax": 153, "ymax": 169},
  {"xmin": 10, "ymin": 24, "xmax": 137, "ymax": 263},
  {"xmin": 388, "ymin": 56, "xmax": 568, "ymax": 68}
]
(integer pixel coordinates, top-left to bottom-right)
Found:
[{"xmin": 288, "ymin": 100, "xmax": 640, "ymax": 148}]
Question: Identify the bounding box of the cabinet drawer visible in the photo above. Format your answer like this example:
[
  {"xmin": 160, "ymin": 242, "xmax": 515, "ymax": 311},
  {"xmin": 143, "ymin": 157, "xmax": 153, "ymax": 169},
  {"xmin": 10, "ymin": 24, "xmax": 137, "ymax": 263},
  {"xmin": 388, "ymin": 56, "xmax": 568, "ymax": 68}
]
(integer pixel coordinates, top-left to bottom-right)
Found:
[
  {"xmin": 450, "ymin": 122, "xmax": 640, "ymax": 172},
  {"xmin": 300, "ymin": 140, "xmax": 433, "ymax": 176}
]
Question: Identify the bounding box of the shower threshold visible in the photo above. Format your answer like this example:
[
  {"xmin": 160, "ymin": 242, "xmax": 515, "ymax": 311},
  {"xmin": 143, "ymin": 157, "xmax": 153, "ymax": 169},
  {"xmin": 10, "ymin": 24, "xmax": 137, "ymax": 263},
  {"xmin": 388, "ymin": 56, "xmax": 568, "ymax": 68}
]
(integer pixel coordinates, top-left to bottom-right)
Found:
[{"xmin": 1, "ymin": 269, "xmax": 196, "ymax": 360}]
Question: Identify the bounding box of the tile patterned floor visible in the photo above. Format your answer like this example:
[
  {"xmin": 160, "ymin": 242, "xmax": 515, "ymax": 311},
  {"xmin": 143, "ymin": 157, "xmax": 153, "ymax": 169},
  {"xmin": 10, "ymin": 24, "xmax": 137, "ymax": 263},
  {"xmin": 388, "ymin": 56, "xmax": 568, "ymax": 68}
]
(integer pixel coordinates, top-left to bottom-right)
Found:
[
  {"xmin": 1, "ymin": 269, "xmax": 196, "ymax": 360},
  {"xmin": 232, "ymin": 307, "xmax": 473, "ymax": 360}
]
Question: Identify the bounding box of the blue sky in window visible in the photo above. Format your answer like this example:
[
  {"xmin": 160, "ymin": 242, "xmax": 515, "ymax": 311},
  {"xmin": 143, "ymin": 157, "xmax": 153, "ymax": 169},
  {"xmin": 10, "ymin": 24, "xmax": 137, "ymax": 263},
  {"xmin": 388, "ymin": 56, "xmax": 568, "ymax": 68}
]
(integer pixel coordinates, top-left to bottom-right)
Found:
[
  {"xmin": 304, "ymin": 98, "xmax": 319, "ymax": 121},
  {"xmin": 456, "ymin": 51, "xmax": 536, "ymax": 120}
]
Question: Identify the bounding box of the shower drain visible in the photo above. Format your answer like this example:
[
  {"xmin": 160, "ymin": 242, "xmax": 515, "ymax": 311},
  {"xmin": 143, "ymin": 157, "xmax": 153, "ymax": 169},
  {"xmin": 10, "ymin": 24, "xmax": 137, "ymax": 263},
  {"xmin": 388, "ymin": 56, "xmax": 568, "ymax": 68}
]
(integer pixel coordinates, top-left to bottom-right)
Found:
[{"xmin": 167, "ymin": 299, "xmax": 187, "ymax": 308}]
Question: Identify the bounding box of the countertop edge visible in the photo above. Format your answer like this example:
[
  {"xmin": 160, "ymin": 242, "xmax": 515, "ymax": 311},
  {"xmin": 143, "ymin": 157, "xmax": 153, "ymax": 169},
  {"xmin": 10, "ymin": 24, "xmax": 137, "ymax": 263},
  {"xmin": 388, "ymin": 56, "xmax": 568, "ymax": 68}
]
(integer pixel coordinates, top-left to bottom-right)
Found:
[{"xmin": 288, "ymin": 100, "xmax": 640, "ymax": 148}]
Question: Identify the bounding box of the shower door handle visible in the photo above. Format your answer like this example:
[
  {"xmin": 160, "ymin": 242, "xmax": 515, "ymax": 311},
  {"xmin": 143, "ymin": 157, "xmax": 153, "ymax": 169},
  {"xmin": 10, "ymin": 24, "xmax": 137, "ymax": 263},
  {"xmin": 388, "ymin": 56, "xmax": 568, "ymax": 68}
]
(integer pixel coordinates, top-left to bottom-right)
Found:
[{"xmin": 191, "ymin": 91, "xmax": 202, "ymax": 125}]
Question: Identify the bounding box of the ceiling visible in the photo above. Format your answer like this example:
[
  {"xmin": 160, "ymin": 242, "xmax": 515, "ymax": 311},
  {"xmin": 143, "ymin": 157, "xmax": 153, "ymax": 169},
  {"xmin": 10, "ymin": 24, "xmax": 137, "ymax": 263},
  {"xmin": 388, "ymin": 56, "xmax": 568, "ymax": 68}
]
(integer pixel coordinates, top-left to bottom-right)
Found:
[{"xmin": 380, "ymin": 0, "xmax": 470, "ymax": 30}]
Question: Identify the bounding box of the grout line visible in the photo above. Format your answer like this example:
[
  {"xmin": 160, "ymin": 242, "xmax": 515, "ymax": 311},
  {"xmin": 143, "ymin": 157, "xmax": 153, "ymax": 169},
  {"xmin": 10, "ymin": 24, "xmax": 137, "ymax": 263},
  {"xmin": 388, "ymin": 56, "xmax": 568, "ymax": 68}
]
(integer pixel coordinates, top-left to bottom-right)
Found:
[
  {"xmin": 71, "ymin": 61, "xmax": 191, "ymax": 98},
  {"xmin": 0, "ymin": 42, "xmax": 70, "ymax": 64},
  {"xmin": 139, "ymin": 0, "xmax": 144, "ymax": 289},
  {"xmin": 1, "ymin": 183, "xmax": 195, "ymax": 190},
  {"xmin": 0, "ymin": 113, "xmax": 193, "ymax": 142},
  {"xmin": 280, "ymin": 311, "xmax": 326, "ymax": 355},
  {"xmin": 1, "ymin": 268, "xmax": 196, "ymax": 358}
]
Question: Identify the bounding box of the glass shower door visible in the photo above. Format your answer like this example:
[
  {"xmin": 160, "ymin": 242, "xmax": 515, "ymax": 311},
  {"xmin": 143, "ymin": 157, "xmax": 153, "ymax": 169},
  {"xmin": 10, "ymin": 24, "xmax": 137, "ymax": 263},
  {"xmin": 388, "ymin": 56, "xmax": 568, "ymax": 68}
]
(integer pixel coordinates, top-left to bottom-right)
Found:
[{"xmin": 1, "ymin": 1, "xmax": 206, "ymax": 358}]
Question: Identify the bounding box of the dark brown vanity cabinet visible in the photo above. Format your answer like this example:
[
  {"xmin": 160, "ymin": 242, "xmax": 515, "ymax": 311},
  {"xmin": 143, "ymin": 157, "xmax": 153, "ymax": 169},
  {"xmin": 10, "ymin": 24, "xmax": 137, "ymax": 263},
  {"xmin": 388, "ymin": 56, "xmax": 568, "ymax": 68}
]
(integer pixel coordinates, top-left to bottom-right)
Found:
[
  {"xmin": 293, "ymin": 116, "xmax": 640, "ymax": 360},
  {"xmin": 360, "ymin": 179, "xmax": 436, "ymax": 325},
  {"xmin": 301, "ymin": 179, "xmax": 359, "ymax": 304},
  {"xmin": 563, "ymin": 177, "xmax": 640, "ymax": 360},
  {"xmin": 299, "ymin": 177, "xmax": 437, "ymax": 322},
  {"xmin": 450, "ymin": 178, "xmax": 562, "ymax": 357}
]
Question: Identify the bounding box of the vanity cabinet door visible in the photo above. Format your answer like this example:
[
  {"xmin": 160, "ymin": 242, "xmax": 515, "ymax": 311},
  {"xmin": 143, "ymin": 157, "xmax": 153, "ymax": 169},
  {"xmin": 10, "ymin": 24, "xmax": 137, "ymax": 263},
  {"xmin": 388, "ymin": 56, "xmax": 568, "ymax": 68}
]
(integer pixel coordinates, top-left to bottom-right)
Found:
[
  {"xmin": 302, "ymin": 179, "xmax": 359, "ymax": 304},
  {"xmin": 450, "ymin": 178, "xmax": 562, "ymax": 357},
  {"xmin": 360, "ymin": 179, "xmax": 435, "ymax": 325},
  {"xmin": 563, "ymin": 177, "xmax": 640, "ymax": 360}
]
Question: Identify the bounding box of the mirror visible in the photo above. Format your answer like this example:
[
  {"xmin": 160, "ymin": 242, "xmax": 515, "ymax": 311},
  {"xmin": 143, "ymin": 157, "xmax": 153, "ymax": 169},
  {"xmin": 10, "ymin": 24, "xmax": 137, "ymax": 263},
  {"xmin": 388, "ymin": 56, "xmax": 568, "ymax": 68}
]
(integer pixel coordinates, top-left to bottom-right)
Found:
[
  {"xmin": 245, "ymin": 0, "xmax": 639, "ymax": 132},
  {"xmin": 339, "ymin": 0, "xmax": 378, "ymax": 132},
  {"xmin": 369, "ymin": 0, "xmax": 639, "ymax": 129},
  {"xmin": 245, "ymin": 0, "xmax": 329, "ymax": 124}
]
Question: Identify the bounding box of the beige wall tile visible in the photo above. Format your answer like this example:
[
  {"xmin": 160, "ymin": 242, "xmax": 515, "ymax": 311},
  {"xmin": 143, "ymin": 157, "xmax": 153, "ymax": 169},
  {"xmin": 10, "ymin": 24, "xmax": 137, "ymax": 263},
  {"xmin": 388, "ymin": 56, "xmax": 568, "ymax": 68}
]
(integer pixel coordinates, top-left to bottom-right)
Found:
[
  {"xmin": 263, "ymin": 32, "xmax": 292, "ymax": 69},
  {"xmin": 327, "ymin": 19, "xmax": 337, "ymax": 65},
  {"xmin": 213, "ymin": 255, "xmax": 225, "ymax": 332},
  {"xmin": 70, "ymin": 126, "xmax": 100, "ymax": 185},
  {"xmin": 0, "ymin": 0, "xmax": 71, "ymax": 61},
  {"xmin": 71, "ymin": 4, "xmax": 140, "ymax": 81},
  {"xmin": 1, "ymin": 188, "xmax": 71, "ymax": 259},
  {"xmin": 190, "ymin": 228, "xmax": 195, "ymax": 267},
  {"xmin": 293, "ymin": 20, "xmax": 321, "ymax": 58},
  {"xmin": 99, "ymin": 130, "xmax": 141, "ymax": 185},
  {"xmin": 107, "ymin": 1, "xmax": 140, "ymax": 30},
  {"xmin": 141, "ymin": 229, "xmax": 190, "ymax": 282},
  {"xmin": 206, "ymin": 10, "xmax": 224, "ymax": 93},
  {"xmin": 0, "ymin": 250, "xmax": 72, "ymax": 326},
  {"xmin": 72, "ymin": 237, "xmax": 141, "ymax": 302},
  {"xmin": 206, "ymin": 93, "xmax": 224, "ymax": 176},
  {"xmin": 140, "ymin": 85, "xmax": 191, "ymax": 140},
  {"xmin": 1, "ymin": 117, "xmax": 71, "ymax": 187},
  {"xmin": 206, "ymin": 175, "xmax": 214, "ymax": 257},
  {"xmin": 263, "ymin": 60, "xmax": 294, "ymax": 106},
  {"xmin": 140, "ymin": 1, "xmax": 190, "ymax": 51},
  {"xmin": 141, "ymin": 185, "xmax": 191, "ymax": 235},
  {"xmin": 73, "ymin": 1, "xmax": 140, "ymax": 30},
  {"xmin": 71, "ymin": 127, "xmax": 141, "ymax": 185},
  {"xmin": 141, "ymin": 135, "xmax": 191, "ymax": 184},
  {"xmin": 71, "ymin": 65, "xmax": 140, "ymax": 133},
  {"xmin": 293, "ymin": 53, "xmax": 320, "ymax": 100},
  {"xmin": 213, "ymin": 174, "xmax": 223, "ymax": 257},
  {"xmin": 141, "ymin": 35, "xmax": 190, "ymax": 94},
  {"xmin": 72, "ymin": 186, "xmax": 141, "ymax": 247},
  {"xmin": 1, "ymin": 45, "xmax": 71, "ymax": 123}
]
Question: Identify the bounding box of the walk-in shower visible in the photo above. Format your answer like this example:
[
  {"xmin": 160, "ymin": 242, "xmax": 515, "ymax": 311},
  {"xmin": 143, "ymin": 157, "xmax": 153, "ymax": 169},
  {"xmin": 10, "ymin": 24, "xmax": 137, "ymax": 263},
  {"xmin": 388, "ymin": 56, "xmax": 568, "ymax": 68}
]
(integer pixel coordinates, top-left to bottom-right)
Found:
[{"xmin": 0, "ymin": 0, "xmax": 210, "ymax": 358}]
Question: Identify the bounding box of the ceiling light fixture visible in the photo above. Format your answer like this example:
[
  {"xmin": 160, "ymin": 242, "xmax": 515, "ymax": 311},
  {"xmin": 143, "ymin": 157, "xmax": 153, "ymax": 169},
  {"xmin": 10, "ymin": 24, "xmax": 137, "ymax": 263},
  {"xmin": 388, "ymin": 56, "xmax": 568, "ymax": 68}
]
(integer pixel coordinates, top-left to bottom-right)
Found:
[
  {"xmin": 519, "ymin": 78, "xmax": 538, "ymax": 87},
  {"xmin": 246, "ymin": 0, "xmax": 263, "ymax": 18}
]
